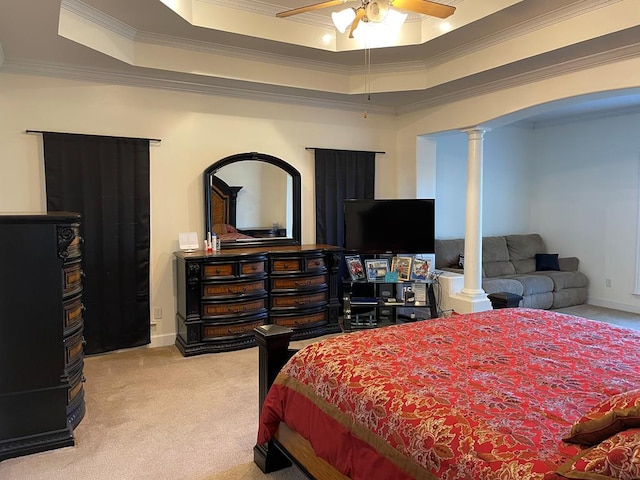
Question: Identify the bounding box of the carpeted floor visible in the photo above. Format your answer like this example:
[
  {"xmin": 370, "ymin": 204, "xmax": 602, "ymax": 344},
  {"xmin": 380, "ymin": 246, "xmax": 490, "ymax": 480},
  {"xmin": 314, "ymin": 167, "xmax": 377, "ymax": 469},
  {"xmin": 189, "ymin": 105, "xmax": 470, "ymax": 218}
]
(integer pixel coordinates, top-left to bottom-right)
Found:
[{"xmin": 0, "ymin": 305, "xmax": 638, "ymax": 480}]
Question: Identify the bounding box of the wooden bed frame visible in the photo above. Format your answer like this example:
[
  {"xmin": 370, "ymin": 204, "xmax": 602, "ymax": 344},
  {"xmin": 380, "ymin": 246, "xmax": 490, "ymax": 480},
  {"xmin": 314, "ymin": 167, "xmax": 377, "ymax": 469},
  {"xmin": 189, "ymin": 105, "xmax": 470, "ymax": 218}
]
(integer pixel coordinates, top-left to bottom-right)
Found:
[
  {"xmin": 253, "ymin": 325, "xmax": 348, "ymax": 480},
  {"xmin": 210, "ymin": 175, "xmax": 242, "ymax": 229}
]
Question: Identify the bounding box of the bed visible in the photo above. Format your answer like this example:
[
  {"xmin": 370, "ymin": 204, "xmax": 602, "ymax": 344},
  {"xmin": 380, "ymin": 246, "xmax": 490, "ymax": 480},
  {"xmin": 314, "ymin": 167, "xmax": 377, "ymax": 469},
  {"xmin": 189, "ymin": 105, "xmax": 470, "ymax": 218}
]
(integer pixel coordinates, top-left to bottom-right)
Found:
[
  {"xmin": 254, "ymin": 308, "xmax": 640, "ymax": 479},
  {"xmin": 209, "ymin": 175, "xmax": 254, "ymax": 241}
]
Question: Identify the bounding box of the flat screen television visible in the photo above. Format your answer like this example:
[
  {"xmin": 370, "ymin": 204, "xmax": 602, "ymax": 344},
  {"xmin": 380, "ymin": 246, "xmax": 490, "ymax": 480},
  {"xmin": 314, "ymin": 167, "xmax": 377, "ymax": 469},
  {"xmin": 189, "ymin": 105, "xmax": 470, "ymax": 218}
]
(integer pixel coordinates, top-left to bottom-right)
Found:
[{"xmin": 343, "ymin": 199, "xmax": 435, "ymax": 254}]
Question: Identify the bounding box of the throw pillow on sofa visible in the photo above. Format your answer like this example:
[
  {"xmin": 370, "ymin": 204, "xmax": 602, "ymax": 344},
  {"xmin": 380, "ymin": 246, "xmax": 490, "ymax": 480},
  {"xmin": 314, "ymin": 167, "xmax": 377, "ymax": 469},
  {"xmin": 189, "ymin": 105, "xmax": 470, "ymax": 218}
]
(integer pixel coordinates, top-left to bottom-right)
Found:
[{"xmin": 535, "ymin": 253, "xmax": 560, "ymax": 271}]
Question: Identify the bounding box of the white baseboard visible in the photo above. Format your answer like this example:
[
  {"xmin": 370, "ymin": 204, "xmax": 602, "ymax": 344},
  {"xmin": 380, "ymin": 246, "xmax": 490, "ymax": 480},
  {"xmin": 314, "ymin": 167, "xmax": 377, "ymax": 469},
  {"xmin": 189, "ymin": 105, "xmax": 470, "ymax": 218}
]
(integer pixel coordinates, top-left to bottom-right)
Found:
[
  {"xmin": 149, "ymin": 332, "xmax": 176, "ymax": 348},
  {"xmin": 586, "ymin": 297, "xmax": 640, "ymax": 315}
]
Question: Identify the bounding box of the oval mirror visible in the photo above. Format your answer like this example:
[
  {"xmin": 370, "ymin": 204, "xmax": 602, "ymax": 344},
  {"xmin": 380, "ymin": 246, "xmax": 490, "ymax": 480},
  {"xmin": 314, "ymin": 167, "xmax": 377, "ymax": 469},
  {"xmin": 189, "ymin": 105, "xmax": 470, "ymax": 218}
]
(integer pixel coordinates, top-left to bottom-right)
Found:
[{"xmin": 204, "ymin": 152, "xmax": 301, "ymax": 248}]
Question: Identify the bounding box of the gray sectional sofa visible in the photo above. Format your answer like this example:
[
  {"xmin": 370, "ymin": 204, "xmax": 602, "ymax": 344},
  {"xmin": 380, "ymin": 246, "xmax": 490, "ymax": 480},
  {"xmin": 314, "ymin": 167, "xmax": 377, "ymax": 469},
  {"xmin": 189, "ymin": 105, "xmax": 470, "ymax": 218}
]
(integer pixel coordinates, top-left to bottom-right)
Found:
[{"xmin": 435, "ymin": 234, "xmax": 588, "ymax": 309}]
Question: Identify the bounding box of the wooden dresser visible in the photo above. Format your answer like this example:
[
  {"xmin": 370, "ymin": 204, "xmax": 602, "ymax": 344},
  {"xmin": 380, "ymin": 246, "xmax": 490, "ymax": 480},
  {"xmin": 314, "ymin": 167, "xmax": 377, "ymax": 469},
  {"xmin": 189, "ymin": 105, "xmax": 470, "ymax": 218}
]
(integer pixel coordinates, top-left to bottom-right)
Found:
[
  {"xmin": 0, "ymin": 212, "xmax": 86, "ymax": 461},
  {"xmin": 174, "ymin": 244, "xmax": 342, "ymax": 356}
]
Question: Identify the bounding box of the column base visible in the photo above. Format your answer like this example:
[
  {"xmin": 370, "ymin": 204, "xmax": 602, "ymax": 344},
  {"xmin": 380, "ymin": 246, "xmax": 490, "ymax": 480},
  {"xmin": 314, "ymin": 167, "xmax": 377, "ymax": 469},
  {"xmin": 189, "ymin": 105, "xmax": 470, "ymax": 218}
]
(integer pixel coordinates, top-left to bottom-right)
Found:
[{"xmin": 449, "ymin": 291, "xmax": 492, "ymax": 314}]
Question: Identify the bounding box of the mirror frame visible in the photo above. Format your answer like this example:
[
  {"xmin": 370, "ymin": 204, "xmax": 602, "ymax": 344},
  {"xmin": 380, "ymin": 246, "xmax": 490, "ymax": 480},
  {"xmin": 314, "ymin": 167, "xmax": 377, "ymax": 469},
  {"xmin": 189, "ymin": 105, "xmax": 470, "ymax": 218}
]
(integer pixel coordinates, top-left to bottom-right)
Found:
[{"xmin": 204, "ymin": 152, "xmax": 302, "ymax": 249}]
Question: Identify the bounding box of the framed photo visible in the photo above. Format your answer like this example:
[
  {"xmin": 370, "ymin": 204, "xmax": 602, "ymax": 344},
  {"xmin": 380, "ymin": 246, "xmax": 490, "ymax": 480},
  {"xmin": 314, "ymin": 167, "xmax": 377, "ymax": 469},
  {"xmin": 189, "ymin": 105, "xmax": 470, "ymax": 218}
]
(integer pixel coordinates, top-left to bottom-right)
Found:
[
  {"xmin": 391, "ymin": 256, "xmax": 412, "ymax": 282},
  {"xmin": 365, "ymin": 259, "xmax": 389, "ymax": 282},
  {"xmin": 410, "ymin": 254, "xmax": 435, "ymax": 281},
  {"xmin": 345, "ymin": 255, "xmax": 366, "ymax": 281}
]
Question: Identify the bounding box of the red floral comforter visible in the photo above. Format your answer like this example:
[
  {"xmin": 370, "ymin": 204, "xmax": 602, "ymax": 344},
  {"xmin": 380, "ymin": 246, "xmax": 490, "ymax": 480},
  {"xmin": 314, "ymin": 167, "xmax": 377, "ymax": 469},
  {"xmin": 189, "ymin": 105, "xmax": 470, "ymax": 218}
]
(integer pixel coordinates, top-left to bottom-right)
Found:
[{"xmin": 258, "ymin": 308, "xmax": 640, "ymax": 479}]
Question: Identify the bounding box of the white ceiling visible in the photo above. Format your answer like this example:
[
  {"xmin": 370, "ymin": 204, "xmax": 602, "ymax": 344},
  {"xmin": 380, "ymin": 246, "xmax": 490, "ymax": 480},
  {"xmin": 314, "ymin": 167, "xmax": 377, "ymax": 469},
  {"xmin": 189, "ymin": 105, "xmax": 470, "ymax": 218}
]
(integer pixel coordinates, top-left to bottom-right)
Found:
[{"xmin": 1, "ymin": 0, "xmax": 639, "ymax": 122}]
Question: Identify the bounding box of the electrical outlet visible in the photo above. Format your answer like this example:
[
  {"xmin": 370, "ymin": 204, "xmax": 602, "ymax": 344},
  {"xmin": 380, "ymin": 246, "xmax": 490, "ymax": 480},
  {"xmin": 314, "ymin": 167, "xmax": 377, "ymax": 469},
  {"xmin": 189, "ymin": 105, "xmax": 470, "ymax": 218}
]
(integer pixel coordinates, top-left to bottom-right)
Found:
[
  {"xmin": 605, "ymin": 278, "xmax": 612, "ymax": 288},
  {"xmin": 153, "ymin": 307, "xmax": 162, "ymax": 319}
]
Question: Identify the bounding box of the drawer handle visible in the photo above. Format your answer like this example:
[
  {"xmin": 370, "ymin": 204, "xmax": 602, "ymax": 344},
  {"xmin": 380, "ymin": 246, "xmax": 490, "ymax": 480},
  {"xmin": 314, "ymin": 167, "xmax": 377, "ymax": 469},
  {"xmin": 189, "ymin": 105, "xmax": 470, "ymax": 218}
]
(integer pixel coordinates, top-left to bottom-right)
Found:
[
  {"xmin": 312, "ymin": 261, "xmax": 320, "ymax": 266},
  {"xmin": 80, "ymin": 270, "xmax": 86, "ymax": 278},
  {"xmin": 81, "ymin": 375, "xmax": 87, "ymax": 383},
  {"xmin": 251, "ymin": 265, "xmax": 258, "ymax": 271},
  {"xmin": 228, "ymin": 287, "xmax": 247, "ymax": 293},
  {"xmin": 295, "ymin": 299, "xmax": 310, "ymax": 305},
  {"xmin": 215, "ymin": 268, "xmax": 221, "ymax": 274},
  {"xmin": 82, "ymin": 337, "xmax": 87, "ymax": 346},
  {"xmin": 295, "ymin": 280, "xmax": 311, "ymax": 287},
  {"xmin": 79, "ymin": 236, "xmax": 85, "ymax": 244},
  {"xmin": 81, "ymin": 303, "xmax": 86, "ymax": 312},
  {"xmin": 283, "ymin": 263, "xmax": 289, "ymax": 269}
]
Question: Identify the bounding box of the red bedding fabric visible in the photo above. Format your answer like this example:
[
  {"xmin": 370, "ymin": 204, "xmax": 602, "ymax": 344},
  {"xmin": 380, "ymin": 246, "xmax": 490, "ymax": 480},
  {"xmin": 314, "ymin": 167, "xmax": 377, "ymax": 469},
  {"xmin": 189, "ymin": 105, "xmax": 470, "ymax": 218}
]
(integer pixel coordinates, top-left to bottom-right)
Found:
[{"xmin": 258, "ymin": 308, "xmax": 640, "ymax": 480}]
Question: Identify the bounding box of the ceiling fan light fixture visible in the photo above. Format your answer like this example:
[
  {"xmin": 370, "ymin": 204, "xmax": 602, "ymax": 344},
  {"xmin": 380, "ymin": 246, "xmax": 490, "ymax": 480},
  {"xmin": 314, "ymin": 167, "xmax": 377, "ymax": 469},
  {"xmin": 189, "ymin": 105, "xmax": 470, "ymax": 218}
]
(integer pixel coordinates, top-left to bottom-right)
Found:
[
  {"xmin": 366, "ymin": 0, "xmax": 390, "ymax": 23},
  {"xmin": 332, "ymin": 8, "xmax": 357, "ymax": 33},
  {"xmin": 384, "ymin": 9, "xmax": 407, "ymax": 29}
]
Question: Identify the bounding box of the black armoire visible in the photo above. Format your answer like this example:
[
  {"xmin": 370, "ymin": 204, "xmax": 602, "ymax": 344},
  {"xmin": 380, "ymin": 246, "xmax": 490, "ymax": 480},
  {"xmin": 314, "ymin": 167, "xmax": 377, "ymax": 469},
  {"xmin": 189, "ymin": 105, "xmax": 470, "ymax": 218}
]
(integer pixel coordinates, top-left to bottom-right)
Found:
[{"xmin": 0, "ymin": 212, "xmax": 86, "ymax": 461}]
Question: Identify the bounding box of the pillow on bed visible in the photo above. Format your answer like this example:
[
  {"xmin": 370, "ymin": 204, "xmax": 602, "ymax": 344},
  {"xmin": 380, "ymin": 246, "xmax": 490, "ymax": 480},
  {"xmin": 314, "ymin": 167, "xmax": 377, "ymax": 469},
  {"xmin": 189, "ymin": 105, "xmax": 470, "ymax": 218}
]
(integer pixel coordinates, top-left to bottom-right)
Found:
[
  {"xmin": 563, "ymin": 389, "xmax": 640, "ymax": 445},
  {"xmin": 213, "ymin": 223, "xmax": 238, "ymax": 234},
  {"xmin": 535, "ymin": 253, "xmax": 560, "ymax": 271},
  {"xmin": 557, "ymin": 428, "xmax": 640, "ymax": 479}
]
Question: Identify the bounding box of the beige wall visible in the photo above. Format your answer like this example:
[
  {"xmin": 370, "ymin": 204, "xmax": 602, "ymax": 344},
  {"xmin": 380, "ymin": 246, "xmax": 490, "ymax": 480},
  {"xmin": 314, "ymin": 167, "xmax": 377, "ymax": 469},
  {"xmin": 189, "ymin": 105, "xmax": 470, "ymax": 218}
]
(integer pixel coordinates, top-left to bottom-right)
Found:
[
  {"xmin": 0, "ymin": 74, "xmax": 397, "ymax": 346},
  {"xmin": 1, "ymin": 52, "xmax": 639, "ymax": 345}
]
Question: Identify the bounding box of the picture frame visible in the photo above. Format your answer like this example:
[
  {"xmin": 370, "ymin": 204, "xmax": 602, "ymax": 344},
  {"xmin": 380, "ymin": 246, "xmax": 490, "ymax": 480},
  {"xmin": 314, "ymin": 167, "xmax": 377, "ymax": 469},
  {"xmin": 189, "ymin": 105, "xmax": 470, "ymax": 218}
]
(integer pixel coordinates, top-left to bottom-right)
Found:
[
  {"xmin": 365, "ymin": 259, "xmax": 389, "ymax": 282},
  {"xmin": 410, "ymin": 254, "xmax": 435, "ymax": 281},
  {"xmin": 391, "ymin": 256, "xmax": 412, "ymax": 282},
  {"xmin": 345, "ymin": 255, "xmax": 366, "ymax": 281}
]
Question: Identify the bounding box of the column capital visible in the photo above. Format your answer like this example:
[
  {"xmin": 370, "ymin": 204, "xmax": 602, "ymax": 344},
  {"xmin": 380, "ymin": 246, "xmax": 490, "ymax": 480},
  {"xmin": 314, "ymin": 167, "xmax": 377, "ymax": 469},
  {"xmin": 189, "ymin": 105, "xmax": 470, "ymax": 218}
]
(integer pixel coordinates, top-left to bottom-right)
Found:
[{"xmin": 461, "ymin": 126, "xmax": 490, "ymax": 138}]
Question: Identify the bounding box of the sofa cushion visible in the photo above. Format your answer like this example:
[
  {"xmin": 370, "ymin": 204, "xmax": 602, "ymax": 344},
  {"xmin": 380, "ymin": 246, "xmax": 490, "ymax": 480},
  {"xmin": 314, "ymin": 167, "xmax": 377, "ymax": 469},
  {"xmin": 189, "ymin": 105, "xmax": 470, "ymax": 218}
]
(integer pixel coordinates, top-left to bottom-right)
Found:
[
  {"xmin": 482, "ymin": 236, "xmax": 516, "ymax": 278},
  {"xmin": 507, "ymin": 234, "xmax": 547, "ymax": 274},
  {"xmin": 435, "ymin": 238, "xmax": 465, "ymax": 269}
]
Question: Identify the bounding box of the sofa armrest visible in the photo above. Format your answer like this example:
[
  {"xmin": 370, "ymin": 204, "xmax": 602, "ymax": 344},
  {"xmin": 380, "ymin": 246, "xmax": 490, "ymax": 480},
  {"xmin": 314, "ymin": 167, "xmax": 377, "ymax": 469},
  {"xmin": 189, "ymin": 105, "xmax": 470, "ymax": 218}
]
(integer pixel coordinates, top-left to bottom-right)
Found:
[{"xmin": 558, "ymin": 257, "xmax": 579, "ymax": 271}]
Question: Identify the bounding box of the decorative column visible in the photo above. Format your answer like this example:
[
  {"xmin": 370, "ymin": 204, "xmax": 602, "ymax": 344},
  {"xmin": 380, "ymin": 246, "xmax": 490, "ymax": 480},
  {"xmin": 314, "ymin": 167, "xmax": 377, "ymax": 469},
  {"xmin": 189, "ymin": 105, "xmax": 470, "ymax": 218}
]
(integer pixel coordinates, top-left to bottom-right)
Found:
[{"xmin": 449, "ymin": 127, "xmax": 492, "ymax": 313}]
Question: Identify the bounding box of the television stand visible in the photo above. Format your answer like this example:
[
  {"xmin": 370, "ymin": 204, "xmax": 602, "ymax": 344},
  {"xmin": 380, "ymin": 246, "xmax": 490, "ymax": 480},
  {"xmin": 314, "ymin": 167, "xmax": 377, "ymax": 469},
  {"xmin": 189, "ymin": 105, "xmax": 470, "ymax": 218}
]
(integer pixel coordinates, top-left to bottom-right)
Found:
[{"xmin": 342, "ymin": 279, "xmax": 437, "ymax": 331}]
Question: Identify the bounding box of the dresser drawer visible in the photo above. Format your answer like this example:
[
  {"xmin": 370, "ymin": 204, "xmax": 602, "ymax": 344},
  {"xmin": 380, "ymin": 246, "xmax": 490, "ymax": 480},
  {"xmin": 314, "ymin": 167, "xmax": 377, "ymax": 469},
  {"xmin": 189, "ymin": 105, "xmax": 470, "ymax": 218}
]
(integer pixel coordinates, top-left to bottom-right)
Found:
[
  {"xmin": 202, "ymin": 263, "xmax": 235, "ymax": 278},
  {"xmin": 202, "ymin": 297, "xmax": 267, "ymax": 318},
  {"xmin": 271, "ymin": 274, "xmax": 327, "ymax": 291},
  {"xmin": 67, "ymin": 362, "xmax": 85, "ymax": 406},
  {"xmin": 202, "ymin": 317, "xmax": 266, "ymax": 339},
  {"xmin": 240, "ymin": 261, "xmax": 265, "ymax": 276},
  {"xmin": 270, "ymin": 309, "xmax": 328, "ymax": 329},
  {"xmin": 305, "ymin": 256, "xmax": 326, "ymax": 271},
  {"xmin": 62, "ymin": 261, "xmax": 83, "ymax": 297},
  {"xmin": 271, "ymin": 258, "xmax": 303, "ymax": 273},
  {"xmin": 63, "ymin": 296, "xmax": 83, "ymax": 333},
  {"xmin": 64, "ymin": 330, "xmax": 84, "ymax": 369},
  {"xmin": 202, "ymin": 279, "xmax": 266, "ymax": 299},
  {"xmin": 271, "ymin": 289, "xmax": 328, "ymax": 309}
]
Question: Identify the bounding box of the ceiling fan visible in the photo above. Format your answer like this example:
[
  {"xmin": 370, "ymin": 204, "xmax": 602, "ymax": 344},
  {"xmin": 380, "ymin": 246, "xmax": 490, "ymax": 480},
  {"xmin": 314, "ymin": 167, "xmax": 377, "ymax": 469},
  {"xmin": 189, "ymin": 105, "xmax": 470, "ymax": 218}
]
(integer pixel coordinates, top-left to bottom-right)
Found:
[{"xmin": 276, "ymin": 1, "xmax": 456, "ymax": 38}]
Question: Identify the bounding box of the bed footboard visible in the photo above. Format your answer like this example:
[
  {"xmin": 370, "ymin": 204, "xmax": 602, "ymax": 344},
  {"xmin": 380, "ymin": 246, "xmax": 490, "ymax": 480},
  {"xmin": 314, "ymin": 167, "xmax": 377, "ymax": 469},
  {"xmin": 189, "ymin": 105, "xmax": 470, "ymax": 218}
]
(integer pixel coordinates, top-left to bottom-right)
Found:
[{"xmin": 253, "ymin": 324, "xmax": 296, "ymax": 473}]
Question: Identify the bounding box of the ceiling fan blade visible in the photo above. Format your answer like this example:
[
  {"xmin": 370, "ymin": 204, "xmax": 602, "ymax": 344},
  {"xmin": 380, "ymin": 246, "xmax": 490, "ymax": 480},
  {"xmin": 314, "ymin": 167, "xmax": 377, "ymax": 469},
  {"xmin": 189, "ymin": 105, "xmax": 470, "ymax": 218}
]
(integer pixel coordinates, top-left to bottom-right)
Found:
[
  {"xmin": 391, "ymin": 0, "xmax": 456, "ymax": 19},
  {"xmin": 276, "ymin": 0, "xmax": 349, "ymax": 18},
  {"xmin": 348, "ymin": 8, "xmax": 366, "ymax": 38}
]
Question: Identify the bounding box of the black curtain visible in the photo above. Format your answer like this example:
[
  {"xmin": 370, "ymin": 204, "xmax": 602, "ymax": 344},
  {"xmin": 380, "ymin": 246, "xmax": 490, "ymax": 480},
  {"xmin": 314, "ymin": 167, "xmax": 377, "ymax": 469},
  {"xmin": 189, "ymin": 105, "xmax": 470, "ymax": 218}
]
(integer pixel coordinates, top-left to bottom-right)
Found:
[
  {"xmin": 43, "ymin": 133, "xmax": 151, "ymax": 354},
  {"xmin": 314, "ymin": 149, "xmax": 376, "ymax": 246}
]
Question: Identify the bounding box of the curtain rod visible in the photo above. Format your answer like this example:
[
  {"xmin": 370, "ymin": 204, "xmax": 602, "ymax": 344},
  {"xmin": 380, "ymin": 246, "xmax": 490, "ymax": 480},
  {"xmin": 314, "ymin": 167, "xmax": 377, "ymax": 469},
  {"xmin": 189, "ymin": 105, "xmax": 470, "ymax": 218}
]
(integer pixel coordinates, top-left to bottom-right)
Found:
[
  {"xmin": 26, "ymin": 130, "xmax": 161, "ymax": 144},
  {"xmin": 306, "ymin": 147, "xmax": 385, "ymax": 154}
]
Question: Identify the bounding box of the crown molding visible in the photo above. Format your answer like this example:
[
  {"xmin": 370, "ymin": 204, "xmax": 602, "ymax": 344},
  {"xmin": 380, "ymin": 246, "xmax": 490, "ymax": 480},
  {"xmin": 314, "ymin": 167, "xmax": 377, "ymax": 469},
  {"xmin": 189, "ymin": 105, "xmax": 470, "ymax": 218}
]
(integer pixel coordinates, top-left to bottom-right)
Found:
[
  {"xmin": 135, "ymin": 31, "xmax": 349, "ymax": 75},
  {"xmin": 0, "ymin": 59, "xmax": 394, "ymax": 115},
  {"xmin": 397, "ymin": 40, "xmax": 640, "ymax": 114},
  {"xmin": 61, "ymin": 0, "xmax": 137, "ymax": 40},
  {"xmin": 424, "ymin": 0, "xmax": 620, "ymax": 69}
]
